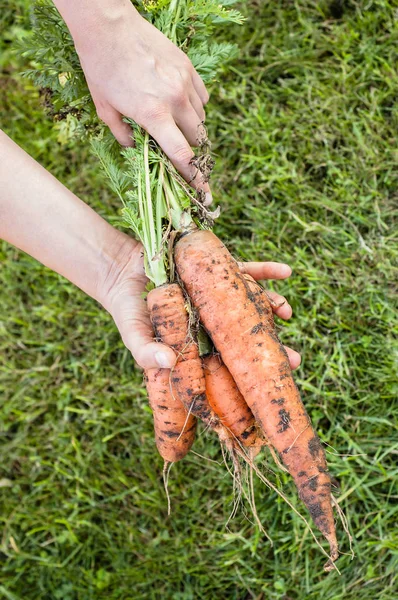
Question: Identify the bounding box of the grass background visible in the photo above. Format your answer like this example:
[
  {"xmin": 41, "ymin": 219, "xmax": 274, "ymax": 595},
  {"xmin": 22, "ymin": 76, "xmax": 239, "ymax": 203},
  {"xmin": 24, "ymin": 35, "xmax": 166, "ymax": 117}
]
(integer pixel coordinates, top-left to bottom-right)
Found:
[{"xmin": 1, "ymin": 1, "xmax": 397, "ymax": 598}]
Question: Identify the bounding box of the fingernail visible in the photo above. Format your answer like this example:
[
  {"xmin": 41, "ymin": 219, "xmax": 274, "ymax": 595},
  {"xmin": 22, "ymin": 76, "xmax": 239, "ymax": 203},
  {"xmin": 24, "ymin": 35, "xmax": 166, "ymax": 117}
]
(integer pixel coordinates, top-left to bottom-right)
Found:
[
  {"xmin": 155, "ymin": 352, "xmax": 173, "ymax": 369},
  {"xmin": 204, "ymin": 191, "xmax": 213, "ymax": 206}
]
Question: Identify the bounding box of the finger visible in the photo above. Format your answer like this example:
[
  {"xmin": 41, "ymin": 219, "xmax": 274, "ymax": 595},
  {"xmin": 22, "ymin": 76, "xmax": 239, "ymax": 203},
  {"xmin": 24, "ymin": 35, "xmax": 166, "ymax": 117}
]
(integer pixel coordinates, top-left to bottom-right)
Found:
[
  {"xmin": 97, "ymin": 105, "xmax": 133, "ymax": 147},
  {"xmin": 266, "ymin": 291, "xmax": 293, "ymax": 320},
  {"xmin": 128, "ymin": 335, "xmax": 176, "ymax": 371},
  {"xmin": 202, "ymin": 193, "xmax": 212, "ymax": 206},
  {"xmin": 189, "ymin": 89, "xmax": 206, "ymax": 122},
  {"xmin": 284, "ymin": 346, "xmax": 301, "ymax": 370},
  {"xmin": 239, "ymin": 261, "xmax": 292, "ymax": 280},
  {"xmin": 192, "ymin": 69, "xmax": 209, "ymax": 105},
  {"xmin": 112, "ymin": 289, "xmax": 176, "ymax": 370},
  {"xmin": 145, "ymin": 116, "xmax": 212, "ymax": 204},
  {"xmin": 175, "ymin": 102, "xmax": 205, "ymax": 147}
]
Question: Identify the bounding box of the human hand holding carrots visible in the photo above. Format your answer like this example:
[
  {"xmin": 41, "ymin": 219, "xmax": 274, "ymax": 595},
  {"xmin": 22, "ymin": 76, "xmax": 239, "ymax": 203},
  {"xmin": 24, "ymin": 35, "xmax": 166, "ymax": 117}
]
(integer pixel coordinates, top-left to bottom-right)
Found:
[
  {"xmin": 0, "ymin": 126, "xmax": 341, "ymax": 564},
  {"xmin": 0, "ymin": 130, "xmax": 299, "ymax": 374},
  {"xmin": 98, "ymin": 241, "xmax": 301, "ymax": 371}
]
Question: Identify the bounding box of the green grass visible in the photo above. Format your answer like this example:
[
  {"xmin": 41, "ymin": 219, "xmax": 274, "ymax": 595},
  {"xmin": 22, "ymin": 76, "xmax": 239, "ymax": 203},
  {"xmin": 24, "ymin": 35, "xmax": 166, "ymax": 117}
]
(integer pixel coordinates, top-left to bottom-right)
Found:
[{"xmin": 1, "ymin": 1, "xmax": 397, "ymax": 598}]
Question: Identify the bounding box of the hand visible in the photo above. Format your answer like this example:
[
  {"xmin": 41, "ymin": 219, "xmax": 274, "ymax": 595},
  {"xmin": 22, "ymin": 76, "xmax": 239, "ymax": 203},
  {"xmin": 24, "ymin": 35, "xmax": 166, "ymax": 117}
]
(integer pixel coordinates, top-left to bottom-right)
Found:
[
  {"xmin": 98, "ymin": 238, "xmax": 301, "ymax": 371},
  {"xmin": 0, "ymin": 131, "xmax": 299, "ymax": 373},
  {"xmin": 57, "ymin": 1, "xmax": 212, "ymax": 203}
]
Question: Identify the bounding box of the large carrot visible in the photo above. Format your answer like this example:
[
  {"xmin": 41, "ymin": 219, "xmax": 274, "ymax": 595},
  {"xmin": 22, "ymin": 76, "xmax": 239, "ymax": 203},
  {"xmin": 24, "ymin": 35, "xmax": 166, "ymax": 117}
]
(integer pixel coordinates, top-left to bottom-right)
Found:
[
  {"xmin": 175, "ymin": 229, "xmax": 339, "ymax": 569},
  {"xmin": 203, "ymin": 353, "xmax": 262, "ymax": 453},
  {"xmin": 145, "ymin": 367, "xmax": 196, "ymax": 464},
  {"xmin": 147, "ymin": 283, "xmax": 230, "ymax": 444}
]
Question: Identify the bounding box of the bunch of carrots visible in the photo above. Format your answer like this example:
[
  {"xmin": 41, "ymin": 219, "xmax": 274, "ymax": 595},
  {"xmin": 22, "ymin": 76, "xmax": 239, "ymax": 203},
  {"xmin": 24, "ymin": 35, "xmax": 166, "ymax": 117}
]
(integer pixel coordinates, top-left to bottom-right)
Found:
[
  {"xmin": 91, "ymin": 1, "xmax": 348, "ymax": 573},
  {"xmin": 28, "ymin": 0, "xmax": 352, "ymax": 572},
  {"xmin": 93, "ymin": 122, "xmax": 347, "ymax": 570}
]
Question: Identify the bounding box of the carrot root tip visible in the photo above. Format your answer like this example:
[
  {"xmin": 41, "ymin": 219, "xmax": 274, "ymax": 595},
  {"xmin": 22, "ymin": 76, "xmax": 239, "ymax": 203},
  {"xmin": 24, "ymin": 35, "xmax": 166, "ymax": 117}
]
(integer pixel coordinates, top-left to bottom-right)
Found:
[
  {"xmin": 163, "ymin": 460, "xmax": 173, "ymax": 516},
  {"xmin": 323, "ymin": 539, "xmax": 339, "ymax": 572}
]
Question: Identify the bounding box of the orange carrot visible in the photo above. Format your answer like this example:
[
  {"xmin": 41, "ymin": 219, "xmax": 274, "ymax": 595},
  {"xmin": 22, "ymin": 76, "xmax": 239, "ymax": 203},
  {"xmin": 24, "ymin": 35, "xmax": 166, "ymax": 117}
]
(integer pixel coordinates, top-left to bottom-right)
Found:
[
  {"xmin": 203, "ymin": 353, "xmax": 262, "ymax": 453},
  {"xmin": 147, "ymin": 283, "xmax": 229, "ymax": 443},
  {"xmin": 175, "ymin": 230, "xmax": 339, "ymax": 569},
  {"xmin": 145, "ymin": 367, "xmax": 196, "ymax": 463}
]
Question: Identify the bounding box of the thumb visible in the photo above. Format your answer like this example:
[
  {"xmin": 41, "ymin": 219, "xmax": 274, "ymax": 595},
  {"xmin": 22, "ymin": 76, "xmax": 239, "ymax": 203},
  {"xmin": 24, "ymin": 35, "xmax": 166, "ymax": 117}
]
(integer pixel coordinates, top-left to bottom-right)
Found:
[
  {"xmin": 124, "ymin": 332, "xmax": 177, "ymax": 370},
  {"xmin": 111, "ymin": 289, "xmax": 176, "ymax": 370}
]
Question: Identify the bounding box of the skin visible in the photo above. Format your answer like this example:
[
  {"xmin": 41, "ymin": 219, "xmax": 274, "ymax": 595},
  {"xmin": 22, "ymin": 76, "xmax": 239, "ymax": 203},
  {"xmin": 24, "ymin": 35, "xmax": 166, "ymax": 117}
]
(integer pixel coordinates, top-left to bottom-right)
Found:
[
  {"xmin": 53, "ymin": 0, "xmax": 213, "ymax": 204},
  {"xmin": 1, "ymin": 2, "xmax": 301, "ymax": 370},
  {"xmin": 0, "ymin": 132, "xmax": 300, "ymax": 371}
]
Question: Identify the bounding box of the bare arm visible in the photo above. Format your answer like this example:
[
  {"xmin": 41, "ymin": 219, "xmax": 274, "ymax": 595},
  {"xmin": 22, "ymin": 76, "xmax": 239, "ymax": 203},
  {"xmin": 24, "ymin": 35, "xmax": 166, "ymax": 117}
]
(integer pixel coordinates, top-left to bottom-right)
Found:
[
  {"xmin": 0, "ymin": 131, "xmax": 121, "ymax": 299},
  {"xmin": 0, "ymin": 130, "xmax": 177, "ymax": 368}
]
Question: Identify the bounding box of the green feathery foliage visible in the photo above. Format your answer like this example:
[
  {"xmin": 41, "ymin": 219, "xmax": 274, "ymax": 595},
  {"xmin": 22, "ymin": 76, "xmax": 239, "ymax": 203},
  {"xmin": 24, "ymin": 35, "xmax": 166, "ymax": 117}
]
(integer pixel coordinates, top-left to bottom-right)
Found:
[{"xmin": 21, "ymin": 0, "xmax": 242, "ymax": 118}]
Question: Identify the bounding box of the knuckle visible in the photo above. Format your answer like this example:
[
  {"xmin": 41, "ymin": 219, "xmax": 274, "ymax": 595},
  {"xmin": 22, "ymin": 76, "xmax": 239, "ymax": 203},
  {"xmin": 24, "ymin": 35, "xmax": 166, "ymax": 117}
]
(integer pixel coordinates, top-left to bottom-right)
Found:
[
  {"xmin": 120, "ymin": 331, "xmax": 143, "ymax": 366},
  {"xmin": 170, "ymin": 84, "xmax": 188, "ymax": 107},
  {"xmin": 131, "ymin": 350, "xmax": 145, "ymax": 369},
  {"xmin": 181, "ymin": 63, "xmax": 193, "ymax": 80},
  {"xmin": 141, "ymin": 102, "xmax": 168, "ymax": 124},
  {"xmin": 172, "ymin": 144, "xmax": 193, "ymax": 165},
  {"xmin": 177, "ymin": 51, "xmax": 192, "ymax": 69},
  {"xmin": 184, "ymin": 56, "xmax": 194, "ymax": 72}
]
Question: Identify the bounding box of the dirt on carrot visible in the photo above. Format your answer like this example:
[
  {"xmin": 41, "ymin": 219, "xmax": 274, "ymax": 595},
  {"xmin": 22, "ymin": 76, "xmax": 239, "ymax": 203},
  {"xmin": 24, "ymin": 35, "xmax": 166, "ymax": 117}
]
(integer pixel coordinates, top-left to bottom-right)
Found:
[
  {"xmin": 147, "ymin": 283, "xmax": 230, "ymax": 444},
  {"xmin": 175, "ymin": 229, "xmax": 339, "ymax": 570},
  {"xmin": 145, "ymin": 367, "xmax": 196, "ymax": 463}
]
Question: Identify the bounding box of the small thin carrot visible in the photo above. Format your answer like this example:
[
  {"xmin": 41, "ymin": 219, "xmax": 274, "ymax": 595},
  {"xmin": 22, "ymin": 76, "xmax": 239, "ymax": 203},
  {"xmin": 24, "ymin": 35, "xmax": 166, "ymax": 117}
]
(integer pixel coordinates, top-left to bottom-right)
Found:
[
  {"xmin": 145, "ymin": 367, "xmax": 196, "ymax": 463},
  {"xmin": 147, "ymin": 283, "xmax": 229, "ymax": 444},
  {"xmin": 175, "ymin": 229, "xmax": 339, "ymax": 570},
  {"xmin": 203, "ymin": 353, "xmax": 263, "ymax": 453}
]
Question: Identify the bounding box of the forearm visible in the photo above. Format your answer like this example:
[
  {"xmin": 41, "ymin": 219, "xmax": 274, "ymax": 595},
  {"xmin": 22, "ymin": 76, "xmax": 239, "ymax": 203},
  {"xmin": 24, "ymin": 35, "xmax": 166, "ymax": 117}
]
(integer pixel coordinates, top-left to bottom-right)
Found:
[{"xmin": 0, "ymin": 130, "xmax": 133, "ymax": 302}]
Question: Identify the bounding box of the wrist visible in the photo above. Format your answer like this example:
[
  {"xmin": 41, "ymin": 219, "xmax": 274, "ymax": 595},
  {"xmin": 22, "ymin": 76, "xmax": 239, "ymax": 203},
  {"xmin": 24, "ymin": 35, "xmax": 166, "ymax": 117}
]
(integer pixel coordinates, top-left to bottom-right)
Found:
[{"xmin": 54, "ymin": 0, "xmax": 140, "ymax": 55}]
